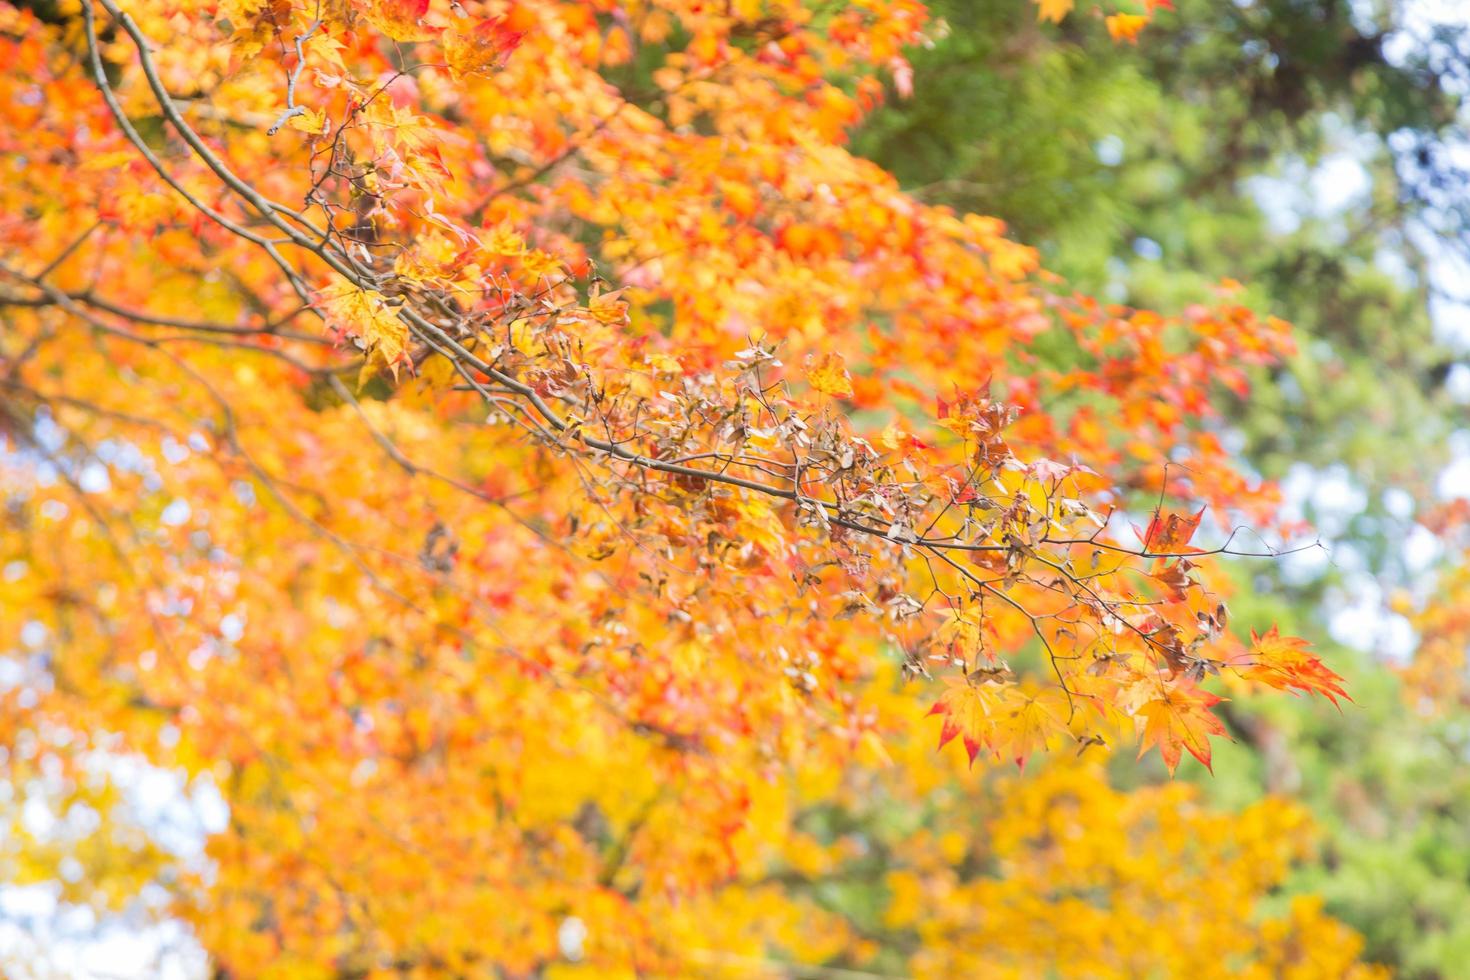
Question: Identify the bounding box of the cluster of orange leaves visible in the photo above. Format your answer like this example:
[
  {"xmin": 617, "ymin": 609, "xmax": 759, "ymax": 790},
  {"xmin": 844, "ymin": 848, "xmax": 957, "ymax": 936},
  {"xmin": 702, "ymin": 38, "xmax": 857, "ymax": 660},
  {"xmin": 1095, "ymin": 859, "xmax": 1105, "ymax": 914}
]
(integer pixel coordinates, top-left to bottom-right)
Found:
[{"xmin": 0, "ymin": 0, "xmax": 1371, "ymax": 973}]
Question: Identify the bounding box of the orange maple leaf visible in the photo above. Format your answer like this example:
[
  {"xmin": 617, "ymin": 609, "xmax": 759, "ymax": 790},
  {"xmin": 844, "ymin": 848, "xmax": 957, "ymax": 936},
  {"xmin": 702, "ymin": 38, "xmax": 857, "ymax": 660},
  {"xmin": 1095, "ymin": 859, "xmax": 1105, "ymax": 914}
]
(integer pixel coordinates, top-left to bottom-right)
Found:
[
  {"xmin": 1106, "ymin": 13, "xmax": 1151, "ymax": 43},
  {"xmin": 366, "ymin": 0, "xmax": 435, "ymax": 42},
  {"xmin": 1137, "ymin": 685, "xmax": 1229, "ymax": 774},
  {"xmin": 444, "ymin": 17, "xmax": 526, "ymax": 80},
  {"xmin": 1227, "ymin": 627, "xmax": 1350, "ymax": 705},
  {"xmin": 1140, "ymin": 506, "xmax": 1204, "ymax": 554}
]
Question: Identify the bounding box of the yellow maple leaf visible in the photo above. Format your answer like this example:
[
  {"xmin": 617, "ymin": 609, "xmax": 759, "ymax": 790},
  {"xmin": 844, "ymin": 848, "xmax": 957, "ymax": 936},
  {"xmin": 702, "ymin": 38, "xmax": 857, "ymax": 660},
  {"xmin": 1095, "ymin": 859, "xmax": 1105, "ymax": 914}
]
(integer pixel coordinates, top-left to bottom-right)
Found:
[
  {"xmin": 320, "ymin": 283, "xmax": 410, "ymax": 380},
  {"xmin": 287, "ymin": 106, "xmax": 328, "ymax": 135},
  {"xmin": 587, "ymin": 288, "xmax": 629, "ymax": 326},
  {"xmin": 995, "ymin": 688, "xmax": 1069, "ymax": 768},
  {"xmin": 645, "ymin": 352, "xmax": 683, "ymax": 375},
  {"xmin": 807, "ymin": 352, "xmax": 854, "ymax": 398},
  {"xmin": 937, "ymin": 609, "xmax": 983, "ymax": 660}
]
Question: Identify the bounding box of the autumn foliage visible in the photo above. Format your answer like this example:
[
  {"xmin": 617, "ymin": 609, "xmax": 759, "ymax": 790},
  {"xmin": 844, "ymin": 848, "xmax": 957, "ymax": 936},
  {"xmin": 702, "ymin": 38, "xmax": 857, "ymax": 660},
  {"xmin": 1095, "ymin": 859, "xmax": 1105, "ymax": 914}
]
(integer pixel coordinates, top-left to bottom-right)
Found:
[{"xmin": 0, "ymin": 0, "xmax": 1371, "ymax": 973}]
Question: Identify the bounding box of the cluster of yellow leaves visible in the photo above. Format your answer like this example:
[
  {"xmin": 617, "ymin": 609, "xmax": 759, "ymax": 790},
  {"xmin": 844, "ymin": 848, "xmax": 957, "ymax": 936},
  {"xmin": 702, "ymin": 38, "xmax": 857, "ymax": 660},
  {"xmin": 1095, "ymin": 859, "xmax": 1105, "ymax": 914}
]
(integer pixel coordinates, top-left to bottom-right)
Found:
[
  {"xmin": 876, "ymin": 754, "xmax": 1383, "ymax": 980},
  {"xmin": 1033, "ymin": 0, "xmax": 1167, "ymax": 43}
]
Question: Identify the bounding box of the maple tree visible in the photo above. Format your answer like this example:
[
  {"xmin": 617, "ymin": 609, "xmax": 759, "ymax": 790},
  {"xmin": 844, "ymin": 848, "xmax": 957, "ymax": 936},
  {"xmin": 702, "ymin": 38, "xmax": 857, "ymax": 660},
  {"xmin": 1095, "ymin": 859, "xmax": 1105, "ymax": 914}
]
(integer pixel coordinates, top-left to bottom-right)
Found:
[{"xmin": 0, "ymin": 0, "xmax": 1374, "ymax": 973}]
